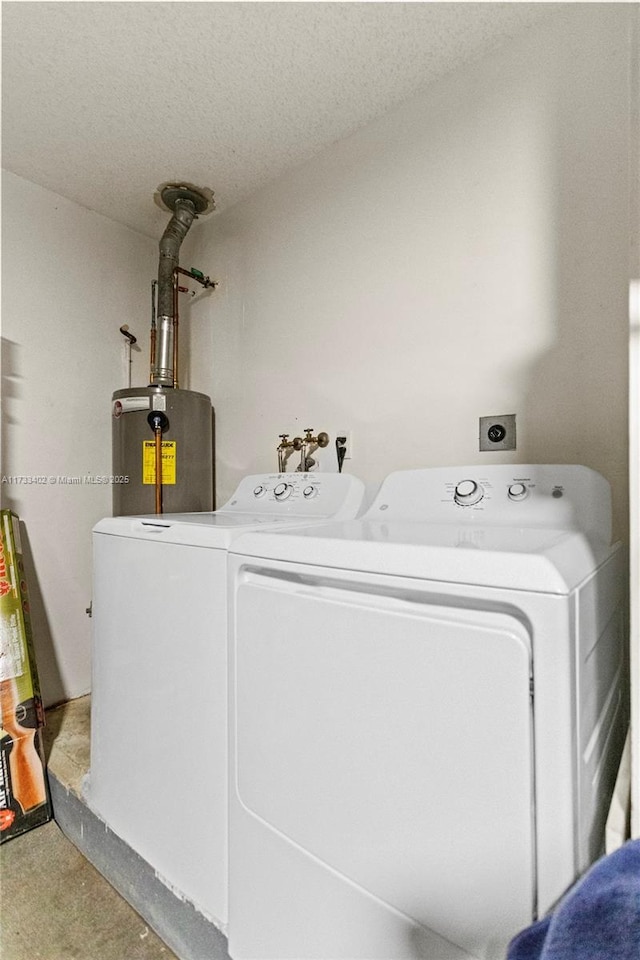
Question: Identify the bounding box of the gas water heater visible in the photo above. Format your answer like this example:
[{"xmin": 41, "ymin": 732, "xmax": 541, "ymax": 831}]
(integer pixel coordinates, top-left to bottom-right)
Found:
[{"xmin": 111, "ymin": 184, "xmax": 216, "ymax": 517}]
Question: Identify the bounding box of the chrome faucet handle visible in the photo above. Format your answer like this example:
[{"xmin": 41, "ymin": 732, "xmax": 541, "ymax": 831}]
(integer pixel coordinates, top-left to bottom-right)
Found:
[
  {"xmin": 298, "ymin": 430, "xmax": 329, "ymax": 472},
  {"xmin": 277, "ymin": 435, "xmax": 289, "ymax": 473}
]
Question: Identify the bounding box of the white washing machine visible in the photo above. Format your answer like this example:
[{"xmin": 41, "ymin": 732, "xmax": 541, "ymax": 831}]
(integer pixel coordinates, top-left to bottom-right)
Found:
[
  {"xmin": 89, "ymin": 472, "xmax": 364, "ymax": 931},
  {"xmin": 227, "ymin": 465, "xmax": 627, "ymax": 960}
]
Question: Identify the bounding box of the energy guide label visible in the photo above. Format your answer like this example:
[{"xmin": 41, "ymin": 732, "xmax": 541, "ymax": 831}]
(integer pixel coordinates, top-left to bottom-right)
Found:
[{"xmin": 142, "ymin": 441, "xmax": 177, "ymax": 485}]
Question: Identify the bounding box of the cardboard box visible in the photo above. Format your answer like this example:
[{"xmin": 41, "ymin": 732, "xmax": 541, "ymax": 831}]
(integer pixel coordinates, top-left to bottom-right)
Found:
[{"xmin": 0, "ymin": 510, "xmax": 52, "ymax": 843}]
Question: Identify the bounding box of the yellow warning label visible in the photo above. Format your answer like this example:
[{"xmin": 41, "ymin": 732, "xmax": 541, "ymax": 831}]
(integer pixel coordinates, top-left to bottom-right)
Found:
[{"xmin": 142, "ymin": 441, "xmax": 177, "ymax": 485}]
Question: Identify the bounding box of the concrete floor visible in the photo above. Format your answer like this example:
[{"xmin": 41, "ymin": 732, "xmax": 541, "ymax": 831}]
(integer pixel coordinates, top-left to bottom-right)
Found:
[
  {"xmin": 1, "ymin": 819, "xmax": 178, "ymax": 960},
  {"xmin": 0, "ymin": 698, "xmax": 179, "ymax": 960}
]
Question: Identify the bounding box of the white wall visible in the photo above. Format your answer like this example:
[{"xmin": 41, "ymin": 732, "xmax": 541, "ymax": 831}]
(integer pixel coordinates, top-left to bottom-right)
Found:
[
  {"xmin": 190, "ymin": 5, "xmax": 633, "ymax": 543},
  {"xmin": 1, "ymin": 171, "xmax": 156, "ymax": 705}
]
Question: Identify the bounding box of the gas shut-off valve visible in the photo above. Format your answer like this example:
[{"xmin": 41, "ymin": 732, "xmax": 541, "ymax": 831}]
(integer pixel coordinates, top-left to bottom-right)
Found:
[{"xmin": 277, "ymin": 429, "xmax": 329, "ymax": 473}]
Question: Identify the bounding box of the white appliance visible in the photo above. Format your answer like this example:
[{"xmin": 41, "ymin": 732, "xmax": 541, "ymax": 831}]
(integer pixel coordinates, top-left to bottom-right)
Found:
[
  {"xmin": 89, "ymin": 472, "xmax": 364, "ymax": 931},
  {"xmin": 228, "ymin": 465, "xmax": 627, "ymax": 960}
]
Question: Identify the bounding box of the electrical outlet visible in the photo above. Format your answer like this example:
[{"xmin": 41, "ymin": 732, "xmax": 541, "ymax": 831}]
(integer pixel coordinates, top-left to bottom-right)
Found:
[
  {"xmin": 334, "ymin": 431, "xmax": 352, "ymax": 474},
  {"xmin": 336, "ymin": 431, "xmax": 353, "ymax": 459},
  {"xmin": 479, "ymin": 414, "xmax": 516, "ymax": 452}
]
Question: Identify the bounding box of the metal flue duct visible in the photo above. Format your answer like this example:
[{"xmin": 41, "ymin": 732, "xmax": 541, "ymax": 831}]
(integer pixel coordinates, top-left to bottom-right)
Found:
[{"xmin": 151, "ymin": 183, "xmax": 214, "ymax": 387}]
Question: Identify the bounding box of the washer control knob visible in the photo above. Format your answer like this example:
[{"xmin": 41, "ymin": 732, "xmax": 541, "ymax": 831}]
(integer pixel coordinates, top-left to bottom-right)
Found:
[
  {"xmin": 508, "ymin": 482, "xmax": 528, "ymax": 501},
  {"xmin": 303, "ymin": 485, "xmax": 318, "ymax": 499},
  {"xmin": 253, "ymin": 484, "xmax": 267, "ymax": 498},
  {"xmin": 273, "ymin": 482, "xmax": 293, "ymax": 501},
  {"xmin": 454, "ymin": 479, "xmax": 483, "ymax": 506}
]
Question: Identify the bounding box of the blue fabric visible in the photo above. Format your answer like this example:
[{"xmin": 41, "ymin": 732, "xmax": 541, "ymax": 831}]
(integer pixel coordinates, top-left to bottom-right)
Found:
[{"xmin": 507, "ymin": 841, "xmax": 640, "ymax": 960}]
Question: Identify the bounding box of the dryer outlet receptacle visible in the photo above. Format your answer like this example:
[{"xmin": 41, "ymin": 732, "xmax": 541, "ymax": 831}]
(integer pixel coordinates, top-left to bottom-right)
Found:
[{"xmin": 479, "ymin": 414, "xmax": 516, "ymax": 451}]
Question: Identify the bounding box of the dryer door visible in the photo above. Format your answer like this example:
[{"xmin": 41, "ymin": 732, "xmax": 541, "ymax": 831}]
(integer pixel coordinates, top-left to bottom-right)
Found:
[{"xmin": 233, "ymin": 566, "xmax": 535, "ymax": 960}]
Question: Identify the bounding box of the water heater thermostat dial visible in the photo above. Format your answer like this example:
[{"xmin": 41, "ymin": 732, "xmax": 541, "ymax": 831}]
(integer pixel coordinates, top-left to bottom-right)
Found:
[
  {"xmin": 454, "ymin": 479, "xmax": 483, "ymax": 506},
  {"xmin": 274, "ymin": 482, "xmax": 293, "ymax": 501},
  {"xmin": 508, "ymin": 483, "xmax": 528, "ymax": 501}
]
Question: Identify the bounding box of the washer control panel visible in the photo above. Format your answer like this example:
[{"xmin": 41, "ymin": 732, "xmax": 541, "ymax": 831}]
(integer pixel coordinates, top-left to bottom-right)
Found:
[
  {"xmin": 366, "ymin": 465, "xmax": 612, "ymax": 540},
  {"xmin": 220, "ymin": 473, "xmax": 365, "ymax": 521},
  {"xmin": 273, "ymin": 482, "xmax": 293, "ymax": 501}
]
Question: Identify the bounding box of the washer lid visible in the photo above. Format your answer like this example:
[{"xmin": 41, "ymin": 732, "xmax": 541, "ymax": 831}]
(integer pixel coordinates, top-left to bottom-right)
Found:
[
  {"xmin": 93, "ymin": 512, "xmax": 302, "ymax": 548},
  {"xmin": 230, "ymin": 520, "xmax": 615, "ymax": 594},
  {"xmin": 92, "ymin": 472, "xmax": 365, "ymax": 547}
]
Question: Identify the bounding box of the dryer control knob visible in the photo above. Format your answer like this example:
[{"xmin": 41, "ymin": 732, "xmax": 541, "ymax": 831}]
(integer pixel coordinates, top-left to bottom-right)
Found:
[
  {"xmin": 454, "ymin": 479, "xmax": 483, "ymax": 506},
  {"xmin": 303, "ymin": 485, "xmax": 318, "ymax": 499},
  {"xmin": 508, "ymin": 483, "xmax": 528, "ymax": 501},
  {"xmin": 253, "ymin": 484, "xmax": 267, "ymax": 498},
  {"xmin": 274, "ymin": 482, "xmax": 293, "ymax": 501}
]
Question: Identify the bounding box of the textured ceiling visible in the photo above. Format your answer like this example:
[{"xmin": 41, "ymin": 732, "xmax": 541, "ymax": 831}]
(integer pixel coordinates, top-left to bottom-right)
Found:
[{"xmin": 2, "ymin": 2, "xmax": 562, "ymax": 238}]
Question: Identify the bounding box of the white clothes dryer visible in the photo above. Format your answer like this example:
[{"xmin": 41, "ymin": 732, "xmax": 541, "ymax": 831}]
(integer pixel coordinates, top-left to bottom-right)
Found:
[
  {"xmin": 227, "ymin": 465, "xmax": 627, "ymax": 960},
  {"xmin": 89, "ymin": 472, "xmax": 364, "ymax": 931}
]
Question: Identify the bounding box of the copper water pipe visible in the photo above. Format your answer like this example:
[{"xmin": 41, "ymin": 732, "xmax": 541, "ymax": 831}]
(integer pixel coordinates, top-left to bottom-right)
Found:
[
  {"xmin": 150, "ymin": 326, "xmax": 157, "ymax": 383},
  {"xmin": 172, "ymin": 270, "xmax": 179, "ymax": 389},
  {"xmin": 175, "ymin": 265, "xmax": 217, "ymax": 287},
  {"xmin": 154, "ymin": 426, "xmax": 163, "ymax": 514},
  {"xmin": 170, "ymin": 267, "xmax": 217, "ymax": 389},
  {"xmin": 150, "ymin": 281, "xmax": 157, "ymax": 383}
]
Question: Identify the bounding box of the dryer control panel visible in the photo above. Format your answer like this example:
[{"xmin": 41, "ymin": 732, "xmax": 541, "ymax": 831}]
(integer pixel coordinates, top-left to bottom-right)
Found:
[{"xmin": 366, "ymin": 465, "xmax": 612, "ymax": 542}]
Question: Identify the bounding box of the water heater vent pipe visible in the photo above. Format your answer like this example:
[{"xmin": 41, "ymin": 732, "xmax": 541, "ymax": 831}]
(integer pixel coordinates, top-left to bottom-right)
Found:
[{"xmin": 151, "ymin": 183, "xmax": 214, "ymax": 387}]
